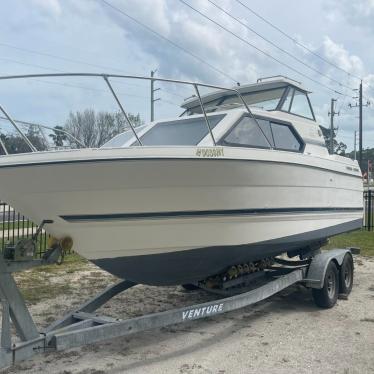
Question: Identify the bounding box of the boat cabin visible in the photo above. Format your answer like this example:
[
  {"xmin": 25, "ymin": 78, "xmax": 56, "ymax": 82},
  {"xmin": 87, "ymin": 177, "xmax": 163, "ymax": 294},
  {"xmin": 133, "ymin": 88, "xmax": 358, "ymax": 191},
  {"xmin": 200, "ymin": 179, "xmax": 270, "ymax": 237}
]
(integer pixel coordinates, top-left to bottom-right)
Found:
[
  {"xmin": 102, "ymin": 76, "xmax": 328, "ymax": 157},
  {"xmin": 181, "ymin": 76, "xmax": 315, "ymax": 121}
]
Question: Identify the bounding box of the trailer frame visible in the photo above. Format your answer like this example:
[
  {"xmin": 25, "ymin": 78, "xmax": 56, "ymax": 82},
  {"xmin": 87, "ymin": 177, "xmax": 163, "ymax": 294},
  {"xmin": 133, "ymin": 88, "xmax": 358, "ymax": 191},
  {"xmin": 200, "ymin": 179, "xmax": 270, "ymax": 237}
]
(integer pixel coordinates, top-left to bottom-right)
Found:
[{"xmin": 0, "ymin": 247, "xmax": 355, "ymax": 369}]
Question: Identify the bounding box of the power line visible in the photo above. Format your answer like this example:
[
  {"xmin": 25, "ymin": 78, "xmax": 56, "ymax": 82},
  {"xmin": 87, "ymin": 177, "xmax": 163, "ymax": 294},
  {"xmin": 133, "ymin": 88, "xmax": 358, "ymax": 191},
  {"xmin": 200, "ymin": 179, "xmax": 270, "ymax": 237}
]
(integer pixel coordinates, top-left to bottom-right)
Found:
[
  {"xmin": 161, "ymin": 98, "xmax": 181, "ymax": 106},
  {"xmin": 0, "ymin": 56, "xmax": 189, "ymax": 104},
  {"xmin": 0, "ymin": 57, "xmax": 61, "ymax": 72},
  {"xmin": 179, "ymin": 0, "xmax": 343, "ymax": 95},
  {"xmin": 0, "ymin": 42, "xmax": 130, "ymax": 74},
  {"xmin": 0, "ymin": 42, "xmax": 199, "ymax": 98},
  {"xmin": 35, "ymin": 78, "xmax": 150, "ymax": 99},
  {"xmin": 207, "ymin": 0, "xmax": 354, "ymax": 91},
  {"xmin": 0, "ymin": 46, "xmax": 150, "ymax": 89},
  {"xmin": 233, "ymin": 0, "xmax": 363, "ymax": 81},
  {"xmin": 99, "ymin": 0, "xmax": 239, "ymax": 84}
]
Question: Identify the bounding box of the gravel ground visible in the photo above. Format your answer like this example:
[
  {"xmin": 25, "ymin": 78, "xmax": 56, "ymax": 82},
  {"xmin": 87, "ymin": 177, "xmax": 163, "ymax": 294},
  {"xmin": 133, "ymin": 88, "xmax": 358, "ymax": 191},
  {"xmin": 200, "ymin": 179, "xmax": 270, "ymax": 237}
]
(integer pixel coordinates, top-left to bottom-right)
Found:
[{"xmin": 3, "ymin": 255, "xmax": 374, "ymax": 374}]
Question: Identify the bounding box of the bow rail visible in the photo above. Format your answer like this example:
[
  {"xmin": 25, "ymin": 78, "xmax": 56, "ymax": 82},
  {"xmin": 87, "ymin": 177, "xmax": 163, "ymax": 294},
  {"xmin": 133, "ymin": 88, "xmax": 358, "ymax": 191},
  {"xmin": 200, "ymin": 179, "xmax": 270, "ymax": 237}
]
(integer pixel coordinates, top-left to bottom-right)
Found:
[{"xmin": 0, "ymin": 73, "xmax": 272, "ymax": 154}]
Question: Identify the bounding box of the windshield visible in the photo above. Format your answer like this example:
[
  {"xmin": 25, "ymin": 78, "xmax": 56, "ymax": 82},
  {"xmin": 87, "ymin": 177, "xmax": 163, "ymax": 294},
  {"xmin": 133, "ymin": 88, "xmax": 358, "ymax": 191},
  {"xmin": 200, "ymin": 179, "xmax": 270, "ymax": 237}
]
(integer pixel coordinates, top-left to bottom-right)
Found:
[
  {"xmin": 187, "ymin": 87, "xmax": 286, "ymax": 114},
  {"xmin": 101, "ymin": 125, "xmax": 148, "ymax": 148},
  {"xmin": 135, "ymin": 114, "xmax": 225, "ymax": 146}
]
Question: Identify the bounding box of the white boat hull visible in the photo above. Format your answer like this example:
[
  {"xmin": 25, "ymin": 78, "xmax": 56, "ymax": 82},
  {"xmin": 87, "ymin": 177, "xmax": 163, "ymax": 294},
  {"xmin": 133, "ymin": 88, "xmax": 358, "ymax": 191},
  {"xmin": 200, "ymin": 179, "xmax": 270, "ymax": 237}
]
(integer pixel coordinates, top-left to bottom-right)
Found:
[{"xmin": 0, "ymin": 147, "xmax": 363, "ymax": 284}]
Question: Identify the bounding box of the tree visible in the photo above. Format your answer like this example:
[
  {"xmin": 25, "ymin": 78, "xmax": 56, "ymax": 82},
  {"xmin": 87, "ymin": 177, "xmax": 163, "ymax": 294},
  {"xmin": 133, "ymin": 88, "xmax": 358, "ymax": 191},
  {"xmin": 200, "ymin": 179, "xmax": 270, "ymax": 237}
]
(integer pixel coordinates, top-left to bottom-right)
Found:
[
  {"xmin": 319, "ymin": 126, "xmax": 347, "ymax": 156},
  {"xmin": 64, "ymin": 109, "xmax": 143, "ymax": 148},
  {"xmin": 0, "ymin": 126, "xmax": 47, "ymax": 154},
  {"xmin": 49, "ymin": 126, "xmax": 68, "ymax": 147},
  {"xmin": 347, "ymin": 147, "xmax": 374, "ymax": 173}
]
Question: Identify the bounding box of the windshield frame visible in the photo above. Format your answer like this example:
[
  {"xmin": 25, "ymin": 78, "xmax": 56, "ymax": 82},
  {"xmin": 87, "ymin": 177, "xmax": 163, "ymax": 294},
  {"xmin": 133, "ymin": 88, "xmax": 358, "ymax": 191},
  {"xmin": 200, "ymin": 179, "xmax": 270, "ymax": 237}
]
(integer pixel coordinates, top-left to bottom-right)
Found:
[
  {"xmin": 277, "ymin": 86, "xmax": 316, "ymax": 121},
  {"xmin": 186, "ymin": 86, "xmax": 288, "ymax": 115}
]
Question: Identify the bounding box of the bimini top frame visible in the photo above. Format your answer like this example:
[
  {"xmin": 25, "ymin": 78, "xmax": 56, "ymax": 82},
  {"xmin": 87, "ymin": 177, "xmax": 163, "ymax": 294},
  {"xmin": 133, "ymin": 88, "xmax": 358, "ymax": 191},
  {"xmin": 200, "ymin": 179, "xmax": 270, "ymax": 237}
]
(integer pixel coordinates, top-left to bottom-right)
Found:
[{"xmin": 0, "ymin": 73, "xmax": 274, "ymax": 153}]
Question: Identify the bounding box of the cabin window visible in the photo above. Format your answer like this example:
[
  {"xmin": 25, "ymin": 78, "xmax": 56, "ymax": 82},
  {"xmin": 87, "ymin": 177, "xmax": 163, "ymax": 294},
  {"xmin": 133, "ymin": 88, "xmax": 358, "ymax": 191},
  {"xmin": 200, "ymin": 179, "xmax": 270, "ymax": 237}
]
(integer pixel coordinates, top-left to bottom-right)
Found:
[
  {"xmin": 136, "ymin": 114, "xmax": 225, "ymax": 146},
  {"xmin": 221, "ymin": 117, "xmax": 271, "ymax": 148},
  {"xmin": 221, "ymin": 115, "xmax": 303, "ymax": 152},
  {"xmin": 289, "ymin": 90, "xmax": 314, "ymax": 120},
  {"xmin": 270, "ymin": 122, "xmax": 303, "ymax": 151},
  {"xmin": 281, "ymin": 88, "xmax": 294, "ymax": 112}
]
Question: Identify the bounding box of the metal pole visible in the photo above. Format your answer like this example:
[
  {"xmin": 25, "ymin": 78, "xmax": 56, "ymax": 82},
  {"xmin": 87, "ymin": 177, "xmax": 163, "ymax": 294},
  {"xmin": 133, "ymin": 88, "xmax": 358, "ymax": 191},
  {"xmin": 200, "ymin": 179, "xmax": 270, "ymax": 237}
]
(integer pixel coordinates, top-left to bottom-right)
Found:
[
  {"xmin": 354, "ymin": 130, "xmax": 357, "ymax": 161},
  {"xmin": 150, "ymin": 70, "xmax": 160, "ymax": 122},
  {"xmin": 359, "ymin": 80, "xmax": 363, "ymax": 170},
  {"xmin": 368, "ymin": 159, "xmax": 372, "ymax": 187},
  {"xmin": 193, "ymin": 84, "xmax": 216, "ymax": 146},
  {"xmin": 368, "ymin": 189, "xmax": 372, "ymax": 231},
  {"xmin": 233, "ymin": 89, "xmax": 273, "ymax": 148},
  {"xmin": 103, "ymin": 76, "xmax": 143, "ymax": 146},
  {"xmin": 329, "ymin": 98, "xmax": 336, "ymax": 154},
  {"xmin": 0, "ymin": 104, "xmax": 37, "ymax": 152},
  {"xmin": 0, "ymin": 135, "xmax": 8, "ymax": 155},
  {"xmin": 0, "ymin": 116, "xmax": 85, "ymax": 148},
  {"xmin": 38, "ymin": 125, "xmax": 50, "ymax": 151},
  {"xmin": 151, "ymin": 71, "xmax": 155, "ymax": 122}
]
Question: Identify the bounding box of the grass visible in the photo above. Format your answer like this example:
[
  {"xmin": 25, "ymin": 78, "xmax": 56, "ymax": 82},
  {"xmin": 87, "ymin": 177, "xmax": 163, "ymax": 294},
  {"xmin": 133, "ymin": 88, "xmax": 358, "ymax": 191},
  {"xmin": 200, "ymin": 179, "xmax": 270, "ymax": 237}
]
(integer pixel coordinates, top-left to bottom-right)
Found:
[
  {"xmin": 0, "ymin": 221, "xmax": 35, "ymax": 231},
  {"xmin": 323, "ymin": 229, "xmax": 374, "ymax": 256},
  {"xmin": 15, "ymin": 252, "xmax": 89, "ymax": 304},
  {"xmin": 30, "ymin": 252, "xmax": 88, "ymax": 274}
]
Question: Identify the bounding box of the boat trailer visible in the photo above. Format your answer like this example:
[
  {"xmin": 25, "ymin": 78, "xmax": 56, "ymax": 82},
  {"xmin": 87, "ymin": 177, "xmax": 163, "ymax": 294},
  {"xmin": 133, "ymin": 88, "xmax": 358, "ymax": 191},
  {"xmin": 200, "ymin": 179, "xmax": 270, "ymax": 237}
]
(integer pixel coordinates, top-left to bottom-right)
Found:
[{"xmin": 0, "ymin": 241, "xmax": 357, "ymax": 369}]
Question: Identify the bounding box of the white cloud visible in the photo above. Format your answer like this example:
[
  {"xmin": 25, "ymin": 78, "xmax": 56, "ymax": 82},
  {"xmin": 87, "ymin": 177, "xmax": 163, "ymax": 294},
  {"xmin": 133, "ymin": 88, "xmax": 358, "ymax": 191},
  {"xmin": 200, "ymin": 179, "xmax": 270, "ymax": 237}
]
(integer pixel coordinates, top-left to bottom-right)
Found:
[
  {"xmin": 32, "ymin": 0, "xmax": 62, "ymax": 17},
  {"xmin": 326, "ymin": 0, "xmax": 374, "ymax": 32},
  {"xmin": 99, "ymin": 0, "xmax": 273, "ymax": 86},
  {"xmin": 322, "ymin": 36, "xmax": 364, "ymax": 77}
]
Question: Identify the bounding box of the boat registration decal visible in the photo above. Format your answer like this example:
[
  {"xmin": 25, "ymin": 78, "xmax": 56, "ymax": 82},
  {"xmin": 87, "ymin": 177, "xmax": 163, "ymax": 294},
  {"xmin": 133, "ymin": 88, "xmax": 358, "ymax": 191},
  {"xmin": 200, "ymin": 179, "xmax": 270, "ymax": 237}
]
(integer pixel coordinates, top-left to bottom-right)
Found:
[
  {"xmin": 196, "ymin": 148, "xmax": 224, "ymax": 158},
  {"xmin": 182, "ymin": 303, "xmax": 224, "ymax": 321}
]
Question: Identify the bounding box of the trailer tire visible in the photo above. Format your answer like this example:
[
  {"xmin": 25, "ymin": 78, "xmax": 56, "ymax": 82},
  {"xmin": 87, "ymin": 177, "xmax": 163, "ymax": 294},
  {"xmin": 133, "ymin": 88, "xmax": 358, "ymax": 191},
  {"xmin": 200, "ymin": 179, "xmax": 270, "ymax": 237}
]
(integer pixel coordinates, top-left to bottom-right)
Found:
[
  {"xmin": 312, "ymin": 261, "xmax": 339, "ymax": 308},
  {"xmin": 339, "ymin": 253, "xmax": 354, "ymax": 295}
]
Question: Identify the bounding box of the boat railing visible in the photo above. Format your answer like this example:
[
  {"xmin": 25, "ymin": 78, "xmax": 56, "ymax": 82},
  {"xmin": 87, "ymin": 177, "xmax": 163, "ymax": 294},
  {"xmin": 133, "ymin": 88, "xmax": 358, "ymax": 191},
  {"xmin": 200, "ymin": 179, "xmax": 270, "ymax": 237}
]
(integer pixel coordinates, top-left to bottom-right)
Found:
[{"xmin": 0, "ymin": 73, "xmax": 273, "ymax": 154}]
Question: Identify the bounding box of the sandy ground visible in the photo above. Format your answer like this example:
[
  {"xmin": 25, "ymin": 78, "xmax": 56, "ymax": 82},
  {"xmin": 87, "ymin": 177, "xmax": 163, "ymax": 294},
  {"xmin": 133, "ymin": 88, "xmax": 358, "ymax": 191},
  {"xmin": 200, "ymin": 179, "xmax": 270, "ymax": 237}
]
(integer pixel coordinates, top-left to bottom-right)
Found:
[{"xmin": 3, "ymin": 255, "xmax": 374, "ymax": 374}]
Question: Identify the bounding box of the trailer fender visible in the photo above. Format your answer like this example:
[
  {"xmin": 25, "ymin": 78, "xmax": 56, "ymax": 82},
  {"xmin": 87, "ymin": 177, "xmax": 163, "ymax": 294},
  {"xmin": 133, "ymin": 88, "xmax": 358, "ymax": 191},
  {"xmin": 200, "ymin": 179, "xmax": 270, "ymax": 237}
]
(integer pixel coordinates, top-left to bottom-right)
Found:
[{"xmin": 304, "ymin": 249, "xmax": 352, "ymax": 289}]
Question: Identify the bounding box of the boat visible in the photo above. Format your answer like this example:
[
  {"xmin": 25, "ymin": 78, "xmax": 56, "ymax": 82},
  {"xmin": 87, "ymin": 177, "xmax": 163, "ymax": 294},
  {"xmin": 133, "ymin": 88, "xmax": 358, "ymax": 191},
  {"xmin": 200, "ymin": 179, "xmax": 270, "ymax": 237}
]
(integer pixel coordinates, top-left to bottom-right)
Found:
[{"xmin": 0, "ymin": 74, "xmax": 363, "ymax": 286}]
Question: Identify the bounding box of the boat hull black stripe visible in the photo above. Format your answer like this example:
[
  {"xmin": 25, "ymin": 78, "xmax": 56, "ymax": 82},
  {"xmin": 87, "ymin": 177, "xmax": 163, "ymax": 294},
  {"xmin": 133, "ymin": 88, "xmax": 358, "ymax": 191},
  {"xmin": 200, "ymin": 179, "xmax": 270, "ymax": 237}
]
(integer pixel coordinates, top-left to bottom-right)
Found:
[
  {"xmin": 0, "ymin": 157, "xmax": 362, "ymax": 179},
  {"xmin": 60, "ymin": 207, "xmax": 363, "ymax": 222}
]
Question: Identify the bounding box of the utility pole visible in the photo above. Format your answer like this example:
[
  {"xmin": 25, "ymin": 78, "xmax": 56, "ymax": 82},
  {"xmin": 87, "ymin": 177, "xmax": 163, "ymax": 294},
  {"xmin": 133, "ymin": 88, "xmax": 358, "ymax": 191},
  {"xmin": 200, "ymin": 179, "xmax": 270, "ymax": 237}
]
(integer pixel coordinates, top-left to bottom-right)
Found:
[
  {"xmin": 150, "ymin": 70, "xmax": 160, "ymax": 122},
  {"xmin": 328, "ymin": 98, "xmax": 338, "ymax": 154},
  {"xmin": 359, "ymin": 81, "xmax": 363, "ymax": 169},
  {"xmin": 354, "ymin": 130, "xmax": 357, "ymax": 161},
  {"xmin": 349, "ymin": 80, "xmax": 370, "ymax": 170}
]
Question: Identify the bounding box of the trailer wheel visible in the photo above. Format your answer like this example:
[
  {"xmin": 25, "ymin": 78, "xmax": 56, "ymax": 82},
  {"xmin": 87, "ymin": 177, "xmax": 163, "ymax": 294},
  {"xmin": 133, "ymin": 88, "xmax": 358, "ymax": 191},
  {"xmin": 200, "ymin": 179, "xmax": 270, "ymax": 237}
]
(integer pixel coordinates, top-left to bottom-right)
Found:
[
  {"xmin": 312, "ymin": 261, "xmax": 339, "ymax": 308},
  {"xmin": 339, "ymin": 253, "xmax": 354, "ymax": 295}
]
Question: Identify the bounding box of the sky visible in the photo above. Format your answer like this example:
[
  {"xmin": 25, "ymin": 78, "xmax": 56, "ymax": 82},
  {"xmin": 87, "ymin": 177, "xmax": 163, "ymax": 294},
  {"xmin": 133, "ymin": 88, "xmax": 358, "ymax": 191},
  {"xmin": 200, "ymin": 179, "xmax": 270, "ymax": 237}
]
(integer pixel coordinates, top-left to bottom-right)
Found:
[{"xmin": 0, "ymin": 0, "xmax": 374, "ymax": 151}]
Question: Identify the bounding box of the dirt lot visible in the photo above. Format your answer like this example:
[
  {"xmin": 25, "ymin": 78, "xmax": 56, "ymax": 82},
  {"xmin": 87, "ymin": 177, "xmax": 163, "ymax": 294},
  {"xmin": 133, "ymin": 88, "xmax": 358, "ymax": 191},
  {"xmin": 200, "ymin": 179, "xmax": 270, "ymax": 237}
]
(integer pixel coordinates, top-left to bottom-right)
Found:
[{"xmin": 3, "ymin": 255, "xmax": 374, "ymax": 374}]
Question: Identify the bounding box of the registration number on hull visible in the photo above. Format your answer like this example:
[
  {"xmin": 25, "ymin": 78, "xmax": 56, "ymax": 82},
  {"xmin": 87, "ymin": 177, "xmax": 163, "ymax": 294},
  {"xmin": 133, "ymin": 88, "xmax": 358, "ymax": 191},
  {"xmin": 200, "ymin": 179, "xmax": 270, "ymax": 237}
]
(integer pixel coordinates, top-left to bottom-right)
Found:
[{"xmin": 196, "ymin": 148, "xmax": 224, "ymax": 157}]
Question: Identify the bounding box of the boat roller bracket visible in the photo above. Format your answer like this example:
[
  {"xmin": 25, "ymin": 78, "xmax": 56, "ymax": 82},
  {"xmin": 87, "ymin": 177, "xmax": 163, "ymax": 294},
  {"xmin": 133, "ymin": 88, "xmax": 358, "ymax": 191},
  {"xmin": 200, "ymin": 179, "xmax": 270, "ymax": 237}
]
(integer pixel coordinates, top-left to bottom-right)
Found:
[{"xmin": 0, "ymin": 248, "xmax": 355, "ymax": 369}]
